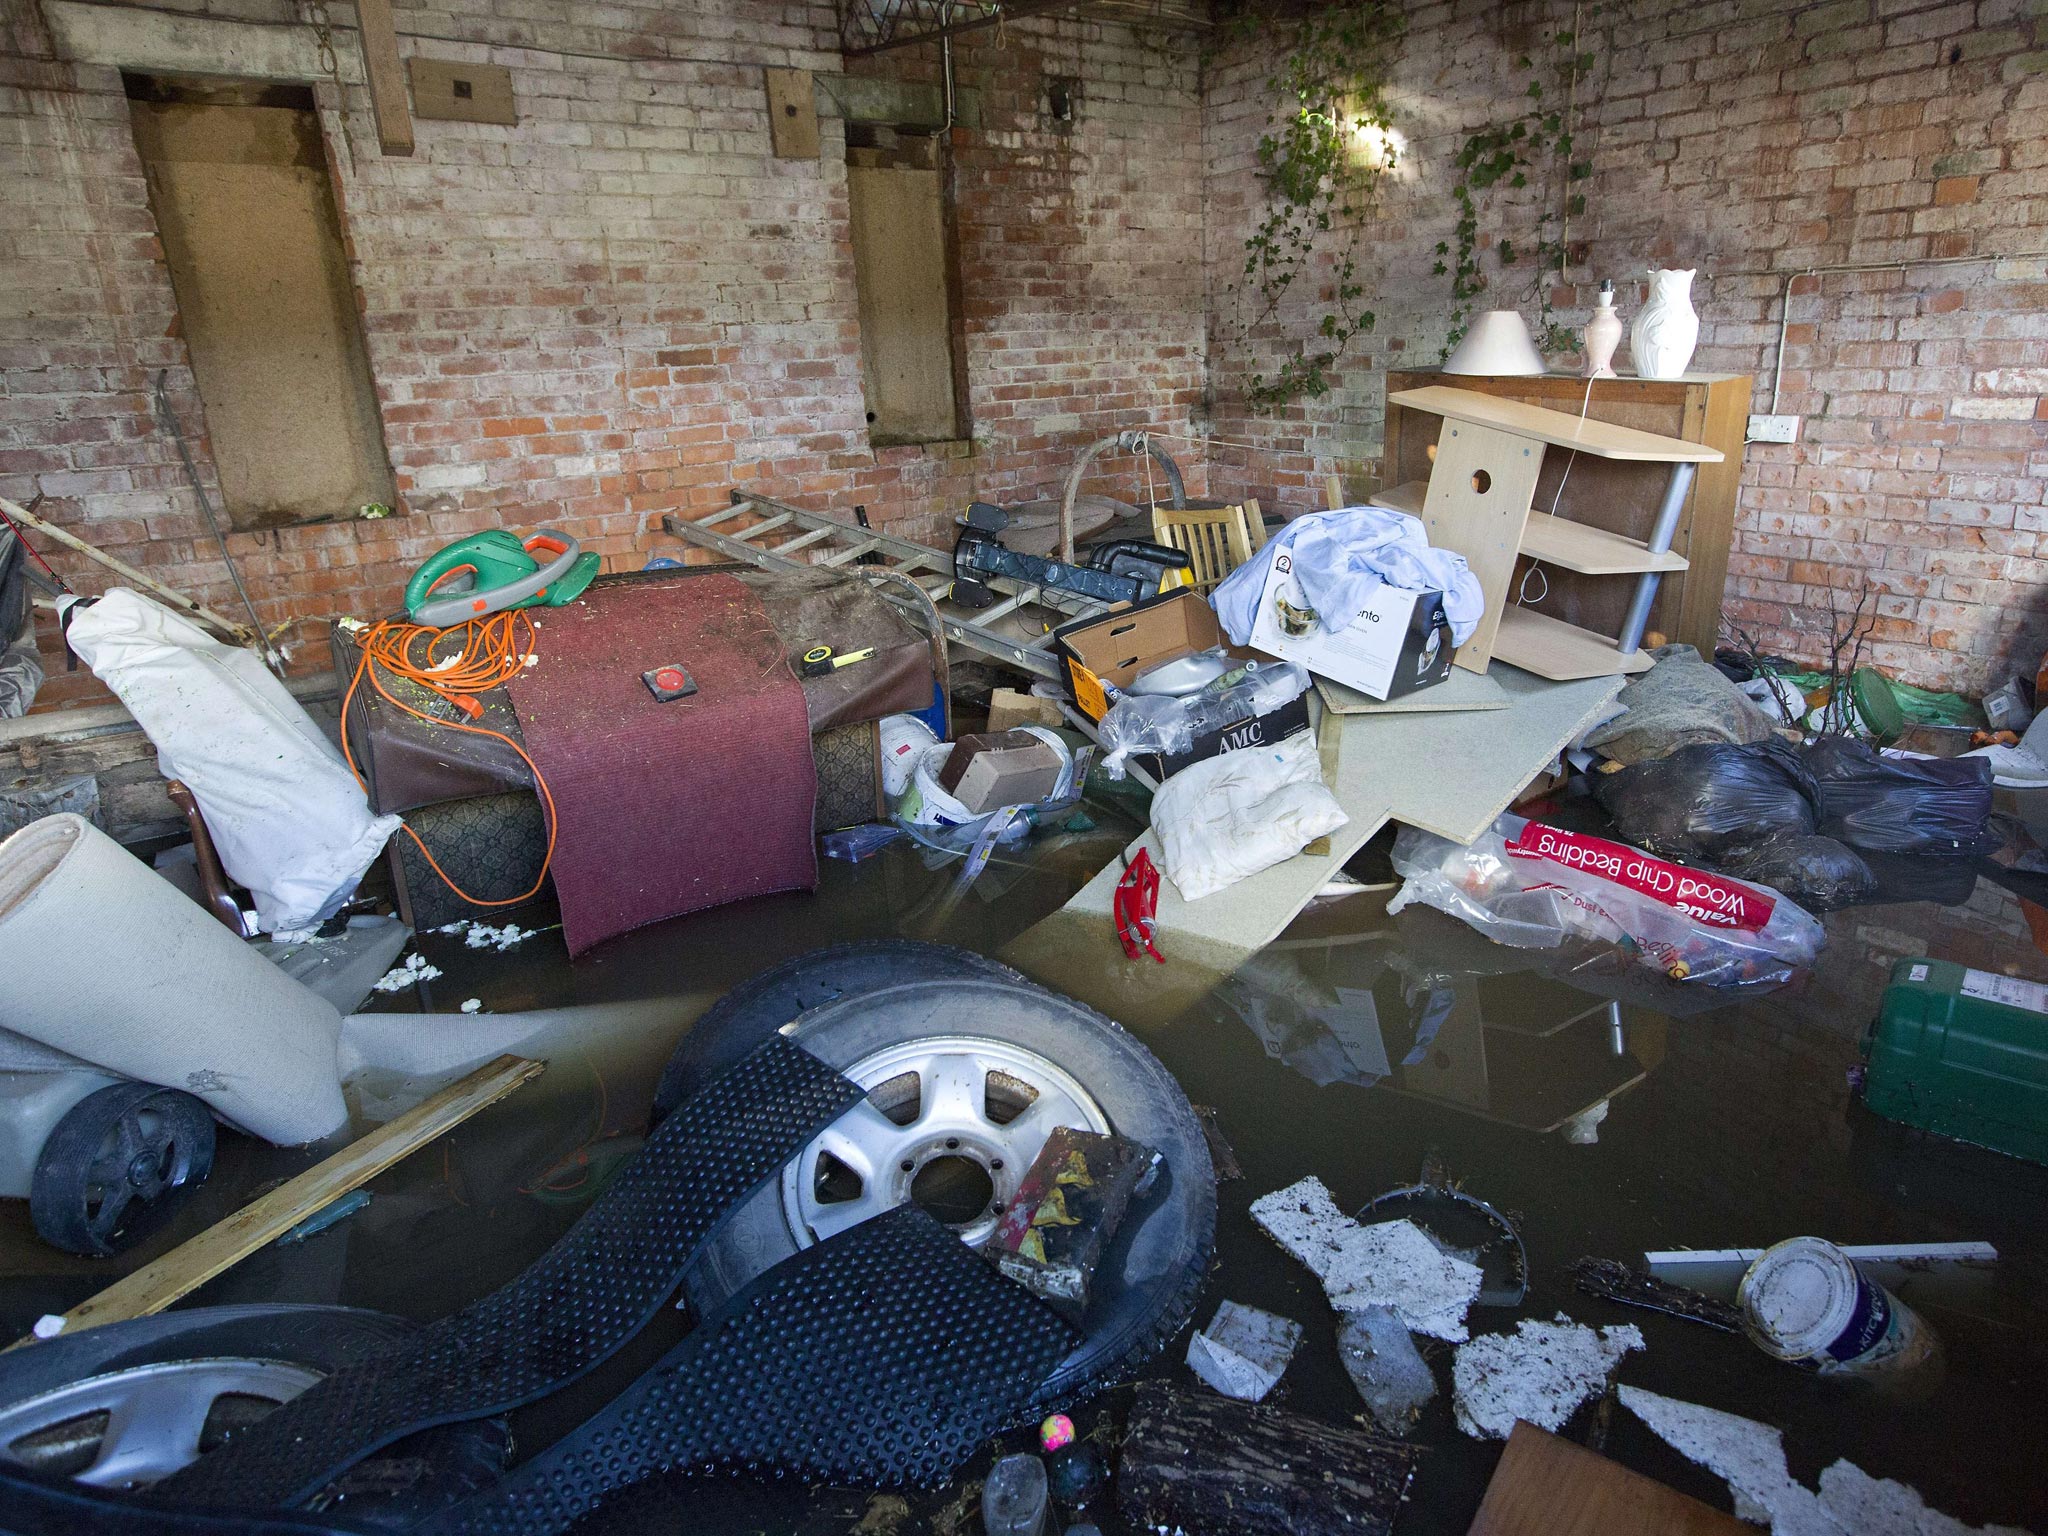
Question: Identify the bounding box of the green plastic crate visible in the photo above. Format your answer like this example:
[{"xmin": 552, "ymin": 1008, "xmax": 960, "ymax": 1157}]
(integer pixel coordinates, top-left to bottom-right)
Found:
[{"xmin": 1863, "ymin": 958, "xmax": 2048, "ymax": 1165}]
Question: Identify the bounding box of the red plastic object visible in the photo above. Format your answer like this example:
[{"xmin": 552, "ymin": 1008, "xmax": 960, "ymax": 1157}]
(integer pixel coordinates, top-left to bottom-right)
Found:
[{"xmin": 1114, "ymin": 849, "xmax": 1165, "ymax": 963}]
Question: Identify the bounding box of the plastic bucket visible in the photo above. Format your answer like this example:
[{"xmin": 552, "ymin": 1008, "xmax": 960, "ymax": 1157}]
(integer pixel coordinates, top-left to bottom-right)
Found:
[
  {"xmin": 878, "ymin": 714, "xmax": 939, "ymax": 800},
  {"xmin": 1737, "ymin": 1236, "xmax": 1935, "ymax": 1377}
]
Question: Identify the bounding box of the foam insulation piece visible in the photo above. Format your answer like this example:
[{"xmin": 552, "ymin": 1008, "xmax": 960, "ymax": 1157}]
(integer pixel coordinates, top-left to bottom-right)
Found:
[
  {"xmin": 0, "ymin": 814, "xmax": 347, "ymax": 1144},
  {"xmin": 1186, "ymin": 1301, "xmax": 1303, "ymax": 1402},
  {"xmin": 1451, "ymin": 1314, "xmax": 1644, "ymax": 1440},
  {"xmin": 1619, "ymin": 1386, "xmax": 2034, "ymax": 1536},
  {"xmin": 1338, "ymin": 1305, "xmax": 1436, "ymax": 1436},
  {"xmin": 1250, "ymin": 1176, "xmax": 1482, "ymax": 1340}
]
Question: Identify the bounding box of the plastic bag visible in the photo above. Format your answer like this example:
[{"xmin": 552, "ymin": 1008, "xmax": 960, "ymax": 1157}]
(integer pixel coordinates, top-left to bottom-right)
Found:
[
  {"xmin": 1152, "ymin": 730, "xmax": 1346, "ymax": 901},
  {"xmin": 1593, "ymin": 740, "xmax": 1818, "ymax": 860},
  {"xmin": 1715, "ymin": 834, "xmax": 1874, "ymax": 913},
  {"xmin": 1098, "ymin": 660, "xmax": 1309, "ymax": 779},
  {"xmin": 61, "ymin": 590, "xmax": 401, "ymax": 937},
  {"xmin": 1803, "ymin": 736, "xmax": 1993, "ymax": 853},
  {"xmin": 1387, "ymin": 814, "xmax": 1823, "ymax": 990}
]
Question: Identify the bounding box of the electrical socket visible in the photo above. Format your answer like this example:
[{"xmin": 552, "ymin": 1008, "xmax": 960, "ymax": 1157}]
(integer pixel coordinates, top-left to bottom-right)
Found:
[{"xmin": 1747, "ymin": 413, "xmax": 1800, "ymax": 443}]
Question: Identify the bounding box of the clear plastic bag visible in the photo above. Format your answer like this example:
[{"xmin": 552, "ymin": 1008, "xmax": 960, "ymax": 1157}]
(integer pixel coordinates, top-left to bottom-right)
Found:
[
  {"xmin": 1387, "ymin": 813, "xmax": 1824, "ymax": 990},
  {"xmin": 1097, "ymin": 660, "xmax": 1310, "ymax": 778}
]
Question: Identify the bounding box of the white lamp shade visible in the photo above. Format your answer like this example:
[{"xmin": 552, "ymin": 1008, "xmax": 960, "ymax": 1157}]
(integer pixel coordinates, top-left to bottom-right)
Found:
[{"xmin": 1442, "ymin": 310, "xmax": 1547, "ymax": 376}]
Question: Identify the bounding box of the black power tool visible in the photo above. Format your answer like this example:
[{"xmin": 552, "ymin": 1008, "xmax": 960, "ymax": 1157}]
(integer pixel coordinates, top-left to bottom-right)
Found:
[{"xmin": 951, "ymin": 503, "xmax": 1190, "ymax": 609}]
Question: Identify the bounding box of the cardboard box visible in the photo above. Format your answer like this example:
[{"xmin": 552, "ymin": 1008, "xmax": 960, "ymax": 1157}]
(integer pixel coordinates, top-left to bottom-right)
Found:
[
  {"xmin": 1053, "ymin": 590, "xmax": 1312, "ymax": 782},
  {"xmin": 937, "ymin": 730, "xmax": 1065, "ymax": 814},
  {"xmin": 986, "ymin": 687, "xmax": 1068, "ymax": 734},
  {"xmin": 1245, "ymin": 553, "xmax": 1454, "ymax": 701}
]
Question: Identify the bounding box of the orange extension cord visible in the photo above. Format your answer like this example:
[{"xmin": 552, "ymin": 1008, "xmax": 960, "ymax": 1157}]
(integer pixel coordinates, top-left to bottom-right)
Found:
[{"xmin": 340, "ymin": 610, "xmax": 559, "ymax": 907}]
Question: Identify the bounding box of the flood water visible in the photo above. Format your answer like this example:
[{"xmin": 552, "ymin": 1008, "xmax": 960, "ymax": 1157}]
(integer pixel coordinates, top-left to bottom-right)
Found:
[{"xmin": 5, "ymin": 798, "xmax": 2048, "ymax": 1534}]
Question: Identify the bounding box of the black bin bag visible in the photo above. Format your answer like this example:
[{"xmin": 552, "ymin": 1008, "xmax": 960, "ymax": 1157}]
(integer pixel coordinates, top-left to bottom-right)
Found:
[
  {"xmin": 1803, "ymin": 736, "xmax": 1993, "ymax": 854},
  {"xmin": 1593, "ymin": 739, "xmax": 1819, "ymax": 861}
]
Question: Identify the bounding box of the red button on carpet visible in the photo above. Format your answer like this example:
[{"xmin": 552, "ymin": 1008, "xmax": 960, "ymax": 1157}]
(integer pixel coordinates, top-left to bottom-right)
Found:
[{"xmin": 507, "ymin": 573, "xmax": 818, "ymax": 955}]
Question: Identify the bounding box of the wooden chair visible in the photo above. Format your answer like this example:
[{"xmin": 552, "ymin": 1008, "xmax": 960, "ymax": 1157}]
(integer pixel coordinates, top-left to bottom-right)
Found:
[{"xmin": 1150, "ymin": 501, "xmax": 1256, "ymax": 594}]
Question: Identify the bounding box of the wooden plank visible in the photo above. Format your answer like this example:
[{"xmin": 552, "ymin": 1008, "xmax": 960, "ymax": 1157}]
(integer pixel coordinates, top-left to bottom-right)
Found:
[
  {"xmin": 1468, "ymin": 1422, "xmax": 1750, "ymax": 1536},
  {"xmin": 1521, "ymin": 513, "xmax": 1690, "ymax": 575},
  {"xmin": 1325, "ymin": 472, "xmax": 1346, "ymax": 510},
  {"xmin": 1673, "ymin": 375, "xmax": 1749, "ymax": 656},
  {"xmin": 23, "ymin": 1056, "xmax": 543, "ymax": 1344},
  {"xmin": 1419, "ymin": 421, "xmax": 1545, "ymax": 673},
  {"xmin": 1316, "ymin": 667, "xmax": 1508, "ymax": 714},
  {"xmin": 0, "ymin": 494, "xmax": 256, "ymax": 646},
  {"xmin": 1120, "ymin": 1382, "xmax": 1414, "ymax": 1536},
  {"xmin": 1391, "ymin": 386, "xmax": 1724, "ymax": 462},
  {"xmin": 352, "ymin": 0, "xmax": 414, "ymax": 155},
  {"xmin": 1494, "ymin": 604, "xmax": 1657, "ymax": 680},
  {"xmin": 764, "ymin": 67, "xmax": 819, "ymax": 158}
]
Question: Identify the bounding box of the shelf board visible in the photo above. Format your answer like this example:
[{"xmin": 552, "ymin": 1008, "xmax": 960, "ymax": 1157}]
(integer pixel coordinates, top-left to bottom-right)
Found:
[
  {"xmin": 1520, "ymin": 513, "xmax": 1690, "ymax": 575},
  {"xmin": 1370, "ymin": 480, "xmax": 1426, "ymax": 517},
  {"xmin": 1389, "ymin": 386, "xmax": 1725, "ymax": 463},
  {"xmin": 1493, "ymin": 604, "xmax": 1656, "ymax": 680}
]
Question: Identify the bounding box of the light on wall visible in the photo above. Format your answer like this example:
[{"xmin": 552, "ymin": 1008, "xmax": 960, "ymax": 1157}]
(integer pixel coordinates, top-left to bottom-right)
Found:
[{"xmin": 1349, "ymin": 118, "xmax": 1403, "ymax": 168}]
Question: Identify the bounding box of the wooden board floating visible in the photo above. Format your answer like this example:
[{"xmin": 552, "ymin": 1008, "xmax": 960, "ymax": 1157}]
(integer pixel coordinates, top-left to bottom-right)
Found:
[
  {"xmin": 1467, "ymin": 1422, "xmax": 1752, "ymax": 1536},
  {"xmin": 1493, "ymin": 603, "xmax": 1656, "ymax": 680},
  {"xmin": 1118, "ymin": 1381, "xmax": 1415, "ymax": 1536},
  {"xmin": 1389, "ymin": 387, "xmax": 1725, "ymax": 463},
  {"xmin": 18, "ymin": 1055, "xmax": 544, "ymax": 1345}
]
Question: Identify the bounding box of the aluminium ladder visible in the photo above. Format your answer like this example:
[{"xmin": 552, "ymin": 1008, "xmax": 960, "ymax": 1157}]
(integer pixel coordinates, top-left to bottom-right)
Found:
[{"xmin": 659, "ymin": 491, "xmax": 1112, "ymax": 682}]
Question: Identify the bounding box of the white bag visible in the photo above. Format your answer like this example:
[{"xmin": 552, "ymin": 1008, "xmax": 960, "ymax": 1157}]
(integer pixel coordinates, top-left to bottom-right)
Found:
[
  {"xmin": 1151, "ymin": 731, "xmax": 1347, "ymax": 901},
  {"xmin": 61, "ymin": 590, "xmax": 400, "ymax": 936}
]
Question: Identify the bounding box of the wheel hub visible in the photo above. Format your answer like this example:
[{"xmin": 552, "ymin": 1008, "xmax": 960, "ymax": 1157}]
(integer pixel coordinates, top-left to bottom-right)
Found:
[
  {"xmin": 0, "ymin": 1358, "xmax": 322, "ymax": 1489},
  {"xmin": 782, "ymin": 1036, "xmax": 1111, "ymax": 1250}
]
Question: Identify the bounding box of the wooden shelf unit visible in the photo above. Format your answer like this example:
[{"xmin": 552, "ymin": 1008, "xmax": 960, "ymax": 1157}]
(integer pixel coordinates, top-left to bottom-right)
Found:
[
  {"xmin": 1378, "ymin": 384, "xmax": 1726, "ymax": 681},
  {"xmin": 1382, "ymin": 371, "xmax": 1751, "ymax": 661}
]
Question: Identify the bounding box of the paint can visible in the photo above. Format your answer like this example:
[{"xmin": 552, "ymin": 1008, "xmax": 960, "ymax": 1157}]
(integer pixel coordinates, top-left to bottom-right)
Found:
[{"xmin": 1737, "ymin": 1236, "xmax": 1936, "ymax": 1377}]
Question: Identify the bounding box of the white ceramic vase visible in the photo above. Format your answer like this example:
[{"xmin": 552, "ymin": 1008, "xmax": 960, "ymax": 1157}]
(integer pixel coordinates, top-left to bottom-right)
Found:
[{"xmin": 1629, "ymin": 268, "xmax": 1698, "ymax": 380}]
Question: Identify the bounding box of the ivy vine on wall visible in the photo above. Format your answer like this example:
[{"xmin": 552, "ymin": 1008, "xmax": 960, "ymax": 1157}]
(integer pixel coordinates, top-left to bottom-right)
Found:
[
  {"xmin": 1434, "ymin": 19, "xmax": 1597, "ymax": 356},
  {"xmin": 1225, "ymin": 2, "xmax": 1407, "ymax": 410}
]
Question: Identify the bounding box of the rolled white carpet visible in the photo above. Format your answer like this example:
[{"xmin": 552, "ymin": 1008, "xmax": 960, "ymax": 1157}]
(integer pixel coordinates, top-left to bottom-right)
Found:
[{"xmin": 0, "ymin": 814, "xmax": 347, "ymax": 1144}]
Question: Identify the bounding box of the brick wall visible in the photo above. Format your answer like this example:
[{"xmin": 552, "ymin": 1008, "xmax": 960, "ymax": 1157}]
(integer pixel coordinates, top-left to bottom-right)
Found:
[
  {"xmin": 0, "ymin": 0, "xmax": 1205, "ymax": 708},
  {"xmin": 1202, "ymin": 0, "xmax": 2048, "ymax": 694}
]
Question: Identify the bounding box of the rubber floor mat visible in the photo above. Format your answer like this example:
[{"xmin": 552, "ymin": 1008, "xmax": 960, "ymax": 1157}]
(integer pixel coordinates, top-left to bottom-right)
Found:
[
  {"xmin": 430, "ymin": 1204, "xmax": 1080, "ymax": 1536},
  {"xmin": 154, "ymin": 1037, "xmax": 863, "ymax": 1513}
]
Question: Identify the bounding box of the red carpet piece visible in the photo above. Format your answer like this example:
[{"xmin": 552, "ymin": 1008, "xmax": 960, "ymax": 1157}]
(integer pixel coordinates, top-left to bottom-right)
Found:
[{"xmin": 507, "ymin": 573, "xmax": 818, "ymax": 956}]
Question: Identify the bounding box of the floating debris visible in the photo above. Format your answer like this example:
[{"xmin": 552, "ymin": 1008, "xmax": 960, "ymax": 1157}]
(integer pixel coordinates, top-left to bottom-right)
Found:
[
  {"xmin": 1338, "ymin": 1304, "xmax": 1436, "ymax": 1436},
  {"xmin": 1186, "ymin": 1301, "xmax": 1302, "ymax": 1403},
  {"xmin": 459, "ymin": 998, "xmax": 484, "ymax": 1014},
  {"xmin": 1572, "ymin": 1256, "xmax": 1744, "ymax": 1333},
  {"xmin": 371, "ymin": 952, "xmax": 443, "ymax": 992},
  {"xmin": 1452, "ymin": 1314, "xmax": 1644, "ymax": 1440},
  {"xmin": 1619, "ymin": 1385, "xmax": 2034, "ymax": 1536},
  {"xmin": 1250, "ymin": 1177, "xmax": 1482, "ymax": 1340},
  {"xmin": 436, "ymin": 919, "xmax": 545, "ymax": 951}
]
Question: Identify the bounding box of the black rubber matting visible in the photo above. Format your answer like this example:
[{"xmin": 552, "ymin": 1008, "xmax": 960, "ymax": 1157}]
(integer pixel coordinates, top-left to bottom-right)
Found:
[
  {"xmin": 156, "ymin": 1036, "xmax": 863, "ymax": 1513},
  {"xmin": 429, "ymin": 1204, "xmax": 1079, "ymax": 1536}
]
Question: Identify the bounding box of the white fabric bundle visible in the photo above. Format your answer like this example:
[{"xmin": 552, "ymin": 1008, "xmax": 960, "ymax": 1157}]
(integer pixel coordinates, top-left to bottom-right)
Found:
[
  {"xmin": 0, "ymin": 814, "xmax": 347, "ymax": 1144},
  {"xmin": 1150, "ymin": 732, "xmax": 1347, "ymax": 901},
  {"xmin": 61, "ymin": 590, "xmax": 399, "ymax": 936}
]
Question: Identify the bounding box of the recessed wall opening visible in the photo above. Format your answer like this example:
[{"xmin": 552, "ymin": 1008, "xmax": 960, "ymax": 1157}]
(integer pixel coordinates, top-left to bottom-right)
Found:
[
  {"xmin": 844, "ymin": 126, "xmax": 967, "ymax": 447},
  {"xmin": 124, "ymin": 73, "xmax": 395, "ymax": 529}
]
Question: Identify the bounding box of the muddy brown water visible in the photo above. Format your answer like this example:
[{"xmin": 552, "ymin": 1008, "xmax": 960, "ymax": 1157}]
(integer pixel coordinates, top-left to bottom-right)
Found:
[{"xmin": 5, "ymin": 807, "xmax": 2047, "ymax": 1534}]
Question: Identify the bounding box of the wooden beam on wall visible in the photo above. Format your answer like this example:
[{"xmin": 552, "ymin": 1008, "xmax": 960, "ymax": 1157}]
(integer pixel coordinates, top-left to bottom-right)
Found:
[
  {"xmin": 765, "ymin": 67, "xmax": 819, "ymax": 158},
  {"xmin": 353, "ymin": 0, "xmax": 414, "ymax": 155}
]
